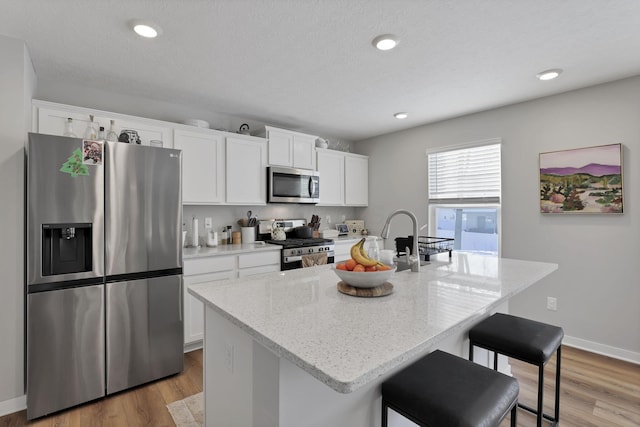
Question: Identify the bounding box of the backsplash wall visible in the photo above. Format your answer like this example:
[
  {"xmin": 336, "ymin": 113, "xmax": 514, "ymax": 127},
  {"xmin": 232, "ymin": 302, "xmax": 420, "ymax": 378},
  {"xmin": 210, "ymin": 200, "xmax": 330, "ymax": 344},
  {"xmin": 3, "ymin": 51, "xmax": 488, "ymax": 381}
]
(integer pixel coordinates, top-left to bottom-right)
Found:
[{"xmin": 182, "ymin": 205, "xmax": 363, "ymax": 245}]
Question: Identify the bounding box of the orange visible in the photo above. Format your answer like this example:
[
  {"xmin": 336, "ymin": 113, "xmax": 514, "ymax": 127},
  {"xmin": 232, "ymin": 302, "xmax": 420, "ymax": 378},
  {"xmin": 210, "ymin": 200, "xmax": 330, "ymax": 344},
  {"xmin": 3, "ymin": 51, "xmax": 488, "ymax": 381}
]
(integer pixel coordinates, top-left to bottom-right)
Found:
[
  {"xmin": 365, "ymin": 265, "xmax": 377, "ymax": 272},
  {"xmin": 345, "ymin": 259, "xmax": 357, "ymax": 271},
  {"xmin": 336, "ymin": 263, "xmax": 347, "ymax": 270},
  {"xmin": 377, "ymin": 264, "xmax": 391, "ymax": 271},
  {"xmin": 353, "ymin": 264, "xmax": 365, "ymax": 272}
]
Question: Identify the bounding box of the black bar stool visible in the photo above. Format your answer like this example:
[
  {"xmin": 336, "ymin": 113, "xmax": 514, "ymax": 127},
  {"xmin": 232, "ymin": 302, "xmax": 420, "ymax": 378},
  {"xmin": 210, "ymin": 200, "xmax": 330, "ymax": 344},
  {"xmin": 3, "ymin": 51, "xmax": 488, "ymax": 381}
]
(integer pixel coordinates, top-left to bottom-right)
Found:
[
  {"xmin": 469, "ymin": 313, "xmax": 564, "ymax": 427},
  {"xmin": 381, "ymin": 349, "xmax": 519, "ymax": 427}
]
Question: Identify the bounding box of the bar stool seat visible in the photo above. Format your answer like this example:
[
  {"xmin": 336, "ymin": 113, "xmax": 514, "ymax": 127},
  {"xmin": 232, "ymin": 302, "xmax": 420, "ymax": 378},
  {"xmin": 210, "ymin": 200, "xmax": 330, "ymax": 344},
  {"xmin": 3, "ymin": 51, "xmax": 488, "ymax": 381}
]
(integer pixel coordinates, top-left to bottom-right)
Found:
[
  {"xmin": 469, "ymin": 313, "xmax": 564, "ymax": 427},
  {"xmin": 381, "ymin": 349, "xmax": 519, "ymax": 427}
]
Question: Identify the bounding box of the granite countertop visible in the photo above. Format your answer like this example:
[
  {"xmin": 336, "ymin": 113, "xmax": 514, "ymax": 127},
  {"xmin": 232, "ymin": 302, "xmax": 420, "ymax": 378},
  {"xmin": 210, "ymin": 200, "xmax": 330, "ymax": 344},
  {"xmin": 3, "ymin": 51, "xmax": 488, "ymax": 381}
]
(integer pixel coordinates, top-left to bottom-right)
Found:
[
  {"xmin": 183, "ymin": 242, "xmax": 281, "ymax": 259},
  {"xmin": 183, "ymin": 235, "xmax": 375, "ymax": 259},
  {"xmin": 188, "ymin": 253, "xmax": 558, "ymax": 393}
]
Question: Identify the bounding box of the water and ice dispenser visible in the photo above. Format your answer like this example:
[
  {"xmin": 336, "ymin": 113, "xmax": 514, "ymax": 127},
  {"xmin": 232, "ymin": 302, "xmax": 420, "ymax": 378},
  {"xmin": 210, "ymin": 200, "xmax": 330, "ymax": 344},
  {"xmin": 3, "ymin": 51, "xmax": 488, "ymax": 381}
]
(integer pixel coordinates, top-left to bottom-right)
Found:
[{"xmin": 41, "ymin": 223, "xmax": 93, "ymax": 276}]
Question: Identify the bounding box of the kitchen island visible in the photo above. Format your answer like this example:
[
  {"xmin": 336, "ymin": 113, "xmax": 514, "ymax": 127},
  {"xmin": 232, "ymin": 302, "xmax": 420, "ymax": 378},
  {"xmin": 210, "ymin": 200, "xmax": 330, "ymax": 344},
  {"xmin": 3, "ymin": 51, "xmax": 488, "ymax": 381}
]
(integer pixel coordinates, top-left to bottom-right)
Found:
[{"xmin": 189, "ymin": 253, "xmax": 558, "ymax": 427}]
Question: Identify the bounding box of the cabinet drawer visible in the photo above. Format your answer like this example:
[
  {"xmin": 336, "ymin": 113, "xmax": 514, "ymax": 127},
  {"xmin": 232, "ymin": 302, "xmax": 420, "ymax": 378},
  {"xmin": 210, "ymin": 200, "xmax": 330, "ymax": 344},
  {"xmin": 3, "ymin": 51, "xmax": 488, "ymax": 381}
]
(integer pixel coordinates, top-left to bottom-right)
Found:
[
  {"xmin": 238, "ymin": 264, "xmax": 281, "ymax": 278},
  {"xmin": 184, "ymin": 256, "xmax": 235, "ymax": 276},
  {"xmin": 238, "ymin": 251, "xmax": 280, "ymax": 269}
]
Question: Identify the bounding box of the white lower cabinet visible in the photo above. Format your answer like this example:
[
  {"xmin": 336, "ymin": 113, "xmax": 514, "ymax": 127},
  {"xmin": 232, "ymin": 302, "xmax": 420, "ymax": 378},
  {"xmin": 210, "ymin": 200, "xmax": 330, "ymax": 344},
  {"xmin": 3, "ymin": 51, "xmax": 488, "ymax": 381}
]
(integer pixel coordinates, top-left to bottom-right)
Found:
[
  {"xmin": 183, "ymin": 250, "xmax": 280, "ymax": 347},
  {"xmin": 334, "ymin": 240, "xmax": 354, "ymax": 263},
  {"xmin": 183, "ymin": 270, "xmax": 235, "ymax": 345}
]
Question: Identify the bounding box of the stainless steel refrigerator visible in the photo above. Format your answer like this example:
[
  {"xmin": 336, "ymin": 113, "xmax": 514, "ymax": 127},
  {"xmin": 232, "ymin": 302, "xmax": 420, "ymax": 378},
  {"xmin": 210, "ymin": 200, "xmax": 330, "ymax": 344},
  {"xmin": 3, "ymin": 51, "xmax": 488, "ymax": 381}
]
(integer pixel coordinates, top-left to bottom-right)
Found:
[{"xmin": 26, "ymin": 133, "xmax": 184, "ymax": 420}]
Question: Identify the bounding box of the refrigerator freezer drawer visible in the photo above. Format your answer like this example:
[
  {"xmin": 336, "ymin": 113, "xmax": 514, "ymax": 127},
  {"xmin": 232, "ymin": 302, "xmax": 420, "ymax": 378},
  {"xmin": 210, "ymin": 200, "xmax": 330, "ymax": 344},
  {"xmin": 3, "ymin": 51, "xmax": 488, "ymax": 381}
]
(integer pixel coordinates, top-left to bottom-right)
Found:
[
  {"xmin": 106, "ymin": 274, "xmax": 184, "ymax": 394},
  {"xmin": 27, "ymin": 285, "xmax": 105, "ymax": 420}
]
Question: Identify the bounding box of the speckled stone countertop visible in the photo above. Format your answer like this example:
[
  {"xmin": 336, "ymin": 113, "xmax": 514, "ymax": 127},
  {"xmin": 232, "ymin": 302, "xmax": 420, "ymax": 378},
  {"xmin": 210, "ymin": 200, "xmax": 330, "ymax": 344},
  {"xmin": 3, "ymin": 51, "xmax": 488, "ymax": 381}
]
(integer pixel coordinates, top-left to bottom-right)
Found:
[
  {"xmin": 183, "ymin": 242, "xmax": 281, "ymax": 259},
  {"xmin": 188, "ymin": 253, "xmax": 558, "ymax": 393}
]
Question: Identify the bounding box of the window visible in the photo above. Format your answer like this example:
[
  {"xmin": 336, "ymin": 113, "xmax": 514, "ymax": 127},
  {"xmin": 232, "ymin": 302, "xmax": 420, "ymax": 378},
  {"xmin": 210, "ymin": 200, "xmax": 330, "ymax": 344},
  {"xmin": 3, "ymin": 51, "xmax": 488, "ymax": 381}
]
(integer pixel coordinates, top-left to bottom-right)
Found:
[{"xmin": 427, "ymin": 139, "xmax": 501, "ymax": 256}]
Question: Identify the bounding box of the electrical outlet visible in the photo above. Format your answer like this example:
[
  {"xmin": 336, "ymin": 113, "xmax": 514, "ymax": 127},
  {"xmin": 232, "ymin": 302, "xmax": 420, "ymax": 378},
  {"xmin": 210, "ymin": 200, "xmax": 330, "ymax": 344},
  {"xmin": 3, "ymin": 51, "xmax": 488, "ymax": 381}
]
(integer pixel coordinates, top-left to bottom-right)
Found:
[
  {"xmin": 547, "ymin": 297, "xmax": 557, "ymax": 311},
  {"xmin": 224, "ymin": 343, "xmax": 234, "ymax": 372},
  {"xmin": 205, "ymin": 217, "xmax": 212, "ymax": 229},
  {"xmin": 341, "ymin": 215, "xmax": 346, "ymax": 223},
  {"xmin": 326, "ymin": 215, "xmax": 331, "ymax": 225}
]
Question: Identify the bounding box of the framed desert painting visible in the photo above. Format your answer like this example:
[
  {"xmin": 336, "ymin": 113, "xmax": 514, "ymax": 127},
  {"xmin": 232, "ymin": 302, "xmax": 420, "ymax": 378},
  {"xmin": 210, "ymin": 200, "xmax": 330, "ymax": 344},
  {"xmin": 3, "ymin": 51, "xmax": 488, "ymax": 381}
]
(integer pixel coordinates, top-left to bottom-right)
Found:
[{"xmin": 540, "ymin": 143, "xmax": 623, "ymax": 214}]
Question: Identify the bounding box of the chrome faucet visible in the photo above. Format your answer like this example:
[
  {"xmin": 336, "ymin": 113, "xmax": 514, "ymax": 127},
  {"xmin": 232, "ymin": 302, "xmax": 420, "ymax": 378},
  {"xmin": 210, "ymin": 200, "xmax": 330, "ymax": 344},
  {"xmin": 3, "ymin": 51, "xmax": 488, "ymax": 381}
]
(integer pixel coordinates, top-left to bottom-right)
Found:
[{"xmin": 381, "ymin": 209, "xmax": 420, "ymax": 272}]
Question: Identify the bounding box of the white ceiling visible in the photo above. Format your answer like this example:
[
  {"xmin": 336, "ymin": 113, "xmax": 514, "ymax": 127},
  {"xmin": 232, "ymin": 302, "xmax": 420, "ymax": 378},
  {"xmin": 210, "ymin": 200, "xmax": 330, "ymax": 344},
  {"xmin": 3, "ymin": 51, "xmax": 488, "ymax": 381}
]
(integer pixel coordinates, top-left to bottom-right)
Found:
[{"xmin": 2, "ymin": 0, "xmax": 640, "ymax": 141}]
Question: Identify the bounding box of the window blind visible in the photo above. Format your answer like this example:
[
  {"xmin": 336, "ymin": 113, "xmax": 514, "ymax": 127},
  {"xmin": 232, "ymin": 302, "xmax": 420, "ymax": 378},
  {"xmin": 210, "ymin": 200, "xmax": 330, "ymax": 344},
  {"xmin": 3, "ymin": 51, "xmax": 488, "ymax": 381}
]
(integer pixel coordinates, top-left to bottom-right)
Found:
[{"xmin": 428, "ymin": 142, "xmax": 501, "ymax": 204}]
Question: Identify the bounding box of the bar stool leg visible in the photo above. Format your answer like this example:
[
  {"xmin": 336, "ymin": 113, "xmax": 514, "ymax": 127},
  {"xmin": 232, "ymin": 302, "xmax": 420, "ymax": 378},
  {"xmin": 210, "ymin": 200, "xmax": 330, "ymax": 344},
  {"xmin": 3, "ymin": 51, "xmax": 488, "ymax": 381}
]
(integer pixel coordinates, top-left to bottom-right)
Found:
[
  {"xmin": 511, "ymin": 402, "xmax": 517, "ymax": 427},
  {"xmin": 554, "ymin": 346, "xmax": 562, "ymax": 423},
  {"xmin": 536, "ymin": 364, "xmax": 544, "ymax": 427},
  {"xmin": 381, "ymin": 398, "xmax": 388, "ymax": 427}
]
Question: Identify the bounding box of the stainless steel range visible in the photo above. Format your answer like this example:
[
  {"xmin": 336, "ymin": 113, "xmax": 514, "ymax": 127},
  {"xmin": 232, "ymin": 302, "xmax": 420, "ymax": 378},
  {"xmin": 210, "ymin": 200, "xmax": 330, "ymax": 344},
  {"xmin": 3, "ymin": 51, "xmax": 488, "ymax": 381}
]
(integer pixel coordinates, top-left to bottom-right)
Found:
[{"xmin": 258, "ymin": 219, "xmax": 334, "ymax": 270}]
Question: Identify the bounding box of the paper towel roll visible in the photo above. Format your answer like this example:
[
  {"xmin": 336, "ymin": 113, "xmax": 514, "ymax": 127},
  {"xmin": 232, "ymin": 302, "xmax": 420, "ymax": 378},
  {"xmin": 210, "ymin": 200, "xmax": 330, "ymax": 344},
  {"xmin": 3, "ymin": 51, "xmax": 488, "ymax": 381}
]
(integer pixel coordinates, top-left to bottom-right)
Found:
[{"xmin": 191, "ymin": 217, "xmax": 199, "ymax": 247}]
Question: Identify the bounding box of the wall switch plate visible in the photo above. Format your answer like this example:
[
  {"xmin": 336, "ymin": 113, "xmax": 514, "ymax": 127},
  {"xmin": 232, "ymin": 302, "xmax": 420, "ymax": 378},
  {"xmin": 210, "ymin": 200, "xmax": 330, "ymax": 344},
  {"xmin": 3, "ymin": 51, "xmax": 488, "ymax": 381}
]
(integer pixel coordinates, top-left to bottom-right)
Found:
[
  {"xmin": 205, "ymin": 217, "xmax": 212, "ymax": 229},
  {"xmin": 547, "ymin": 297, "xmax": 557, "ymax": 311}
]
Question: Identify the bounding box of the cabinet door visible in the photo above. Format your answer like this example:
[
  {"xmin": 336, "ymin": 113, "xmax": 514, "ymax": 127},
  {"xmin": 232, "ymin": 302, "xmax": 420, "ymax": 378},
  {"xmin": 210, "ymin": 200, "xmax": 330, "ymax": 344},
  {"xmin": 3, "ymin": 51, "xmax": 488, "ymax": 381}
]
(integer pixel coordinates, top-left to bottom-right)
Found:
[
  {"xmin": 317, "ymin": 149, "xmax": 345, "ymax": 206},
  {"xmin": 36, "ymin": 106, "xmax": 94, "ymax": 137},
  {"xmin": 226, "ymin": 136, "xmax": 267, "ymax": 205},
  {"xmin": 293, "ymin": 134, "xmax": 317, "ymax": 169},
  {"xmin": 183, "ymin": 270, "xmax": 235, "ymax": 345},
  {"xmin": 267, "ymin": 129, "xmax": 293, "ymax": 166},
  {"xmin": 237, "ymin": 251, "xmax": 280, "ymax": 269},
  {"xmin": 95, "ymin": 115, "xmax": 172, "ymax": 147},
  {"xmin": 35, "ymin": 105, "xmax": 172, "ymax": 147},
  {"xmin": 174, "ymin": 129, "xmax": 225, "ymax": 204},
  {"xmin": 345, "ymin": 154, "xmax": 369, "ymax": 206},
  {"xmin": 334, "ymin": 241, "xmax": 354, "ymax": 262}
]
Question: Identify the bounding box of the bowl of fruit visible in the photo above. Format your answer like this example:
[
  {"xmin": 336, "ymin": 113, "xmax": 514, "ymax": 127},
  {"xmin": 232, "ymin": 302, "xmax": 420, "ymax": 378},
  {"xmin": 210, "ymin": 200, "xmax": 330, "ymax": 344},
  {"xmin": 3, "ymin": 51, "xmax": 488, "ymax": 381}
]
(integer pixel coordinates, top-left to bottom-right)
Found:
[{"xmin": 333, "ymin": 238, "xmax": 396, "ymax": 288}]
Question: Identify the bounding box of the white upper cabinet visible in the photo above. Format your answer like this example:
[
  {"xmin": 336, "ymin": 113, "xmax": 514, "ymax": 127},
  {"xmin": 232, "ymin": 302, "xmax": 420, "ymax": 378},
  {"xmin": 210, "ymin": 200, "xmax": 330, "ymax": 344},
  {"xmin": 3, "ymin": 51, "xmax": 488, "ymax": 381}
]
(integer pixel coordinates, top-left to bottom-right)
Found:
[
  {"xmin": 345, "ymin": 153, "xmax": 369, "ymax": 206},
  {"xmin": 174, "ymin": 128, "xmax": 225, "ymax": 204},
  {"xmin": 267, "ymin": 128, "xmax": 294, "ymax": 166},
  {"xmin": 264, "ymin": 126, "xmax": 317, "ymax": 170},
  {"xmin": 291, "ymin": 133, "xmax": 317, "ymax": 170},
  {"xmin": 226, "ymin": 135, "xmax": 267, "ymax": 205},
  {"xmin": 33, "ymin": 101, "xmax": 173, "ymax": 147},
  {"xmin": 316, "ymin": 149, "xmax": 345, "ymax": 206},
  {"xmin": 316, "ymin": 149, "xmax": 368, "ymax": 206}
]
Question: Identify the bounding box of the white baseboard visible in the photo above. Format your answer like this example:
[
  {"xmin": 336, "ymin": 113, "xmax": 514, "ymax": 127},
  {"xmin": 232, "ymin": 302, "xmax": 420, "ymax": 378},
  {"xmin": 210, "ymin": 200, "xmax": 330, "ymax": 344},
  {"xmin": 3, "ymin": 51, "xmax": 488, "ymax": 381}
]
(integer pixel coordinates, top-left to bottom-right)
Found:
[
  {"xmin": 184, "ymin": 340, "xmax": 203, "ymax": 353},
  {"xmin": 564, "ymin": 335, "xmax": 640, "ymax": 365},
  {"xmin": 0, "ymin": 394, "xmax": 26, "ymax": 417}
]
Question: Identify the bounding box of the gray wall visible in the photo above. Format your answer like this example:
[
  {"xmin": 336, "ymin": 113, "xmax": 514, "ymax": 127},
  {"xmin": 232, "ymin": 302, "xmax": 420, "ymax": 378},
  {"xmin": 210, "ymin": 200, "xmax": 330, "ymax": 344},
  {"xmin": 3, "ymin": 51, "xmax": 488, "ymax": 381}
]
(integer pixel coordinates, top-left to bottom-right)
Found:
[
  {"xmin": 357, "ymin": 76, "xmax": 640, "ymax": 362},
  {"xmin": 0, "ymin": 36, "xmax": 35, "ymax": 406}
]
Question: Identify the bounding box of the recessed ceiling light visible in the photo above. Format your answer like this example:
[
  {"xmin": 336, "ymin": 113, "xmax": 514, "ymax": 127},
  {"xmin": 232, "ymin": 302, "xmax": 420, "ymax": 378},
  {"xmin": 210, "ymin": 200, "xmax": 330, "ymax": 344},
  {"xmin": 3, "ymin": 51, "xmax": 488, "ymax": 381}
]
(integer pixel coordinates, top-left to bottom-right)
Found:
[
  {"xmin": 131, "ymin": 20, "xmax": 162, "ymax": 38},
  {"xmin": 372, "ymin": 34, "xmax": 398, "ymax": 51},
  {"xmin": 536, "ymin": 69, "xmax": 563, "ymax": 81},
  {"xmin": 394, "ymin": 112, "xmax": 408, "ymax": 119}
]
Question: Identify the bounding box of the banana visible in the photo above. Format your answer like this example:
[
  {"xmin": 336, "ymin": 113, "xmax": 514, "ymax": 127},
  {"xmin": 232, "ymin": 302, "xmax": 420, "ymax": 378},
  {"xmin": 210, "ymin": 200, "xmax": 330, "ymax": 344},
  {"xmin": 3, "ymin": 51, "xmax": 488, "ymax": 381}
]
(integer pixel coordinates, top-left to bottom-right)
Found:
[{"xmin": 350, "ymin": 238, "xmax": 379, "ymax": 267}]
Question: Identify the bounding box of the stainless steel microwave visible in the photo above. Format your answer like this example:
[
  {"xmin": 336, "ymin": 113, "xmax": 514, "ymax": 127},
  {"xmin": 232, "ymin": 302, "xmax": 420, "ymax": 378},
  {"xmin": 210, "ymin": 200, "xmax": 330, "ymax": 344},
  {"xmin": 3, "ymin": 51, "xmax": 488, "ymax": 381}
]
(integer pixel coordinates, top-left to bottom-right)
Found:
[{"xmin": 268, "ymin": 166, "xmax": 320, "ymax": 204}]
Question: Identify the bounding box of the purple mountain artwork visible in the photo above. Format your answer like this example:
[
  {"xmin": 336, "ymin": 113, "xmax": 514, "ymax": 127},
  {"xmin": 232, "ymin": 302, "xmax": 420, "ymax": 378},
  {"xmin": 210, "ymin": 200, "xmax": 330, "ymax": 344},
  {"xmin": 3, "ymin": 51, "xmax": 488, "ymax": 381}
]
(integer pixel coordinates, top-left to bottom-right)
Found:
[
  {"xmin": 539, "ymin": 144, "xmax": 623, "ymax": 214},
  {"xmin": 540, "ymin": 163, "xmax": 620, "ymax": 177}
]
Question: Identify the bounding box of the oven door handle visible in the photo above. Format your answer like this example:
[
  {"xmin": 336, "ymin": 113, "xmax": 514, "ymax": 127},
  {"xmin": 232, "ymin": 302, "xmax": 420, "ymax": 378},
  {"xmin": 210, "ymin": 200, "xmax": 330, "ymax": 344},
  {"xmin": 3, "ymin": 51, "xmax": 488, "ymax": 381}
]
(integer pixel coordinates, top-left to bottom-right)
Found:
[{"xmin": 284, "ymin": 252, "xmax": 334, "ymax": 264}]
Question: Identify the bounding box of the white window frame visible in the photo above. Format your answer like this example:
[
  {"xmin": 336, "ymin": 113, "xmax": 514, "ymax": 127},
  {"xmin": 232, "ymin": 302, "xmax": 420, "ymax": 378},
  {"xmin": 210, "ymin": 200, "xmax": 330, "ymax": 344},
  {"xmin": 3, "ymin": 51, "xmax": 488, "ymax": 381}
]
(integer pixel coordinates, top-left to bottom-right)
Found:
[{"xmin": 426, "ymin": 138, "xmax": 502, "ymax": 256}]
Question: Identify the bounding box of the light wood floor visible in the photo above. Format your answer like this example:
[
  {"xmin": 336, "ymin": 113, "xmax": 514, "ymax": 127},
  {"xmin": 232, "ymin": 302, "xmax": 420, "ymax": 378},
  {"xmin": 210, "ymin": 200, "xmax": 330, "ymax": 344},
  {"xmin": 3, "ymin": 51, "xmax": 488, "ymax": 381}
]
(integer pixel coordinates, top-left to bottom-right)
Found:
[
  {"xmin": 500, "ymin": 345, "xmax": 640, "ymax": 427},
  {"xmin": 0, "ymin": 350, "xmax": 202, "ymax": 427},
  {"xmin": 1, "ymin": 346, "xmax": 638, "ymax": 426}
]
